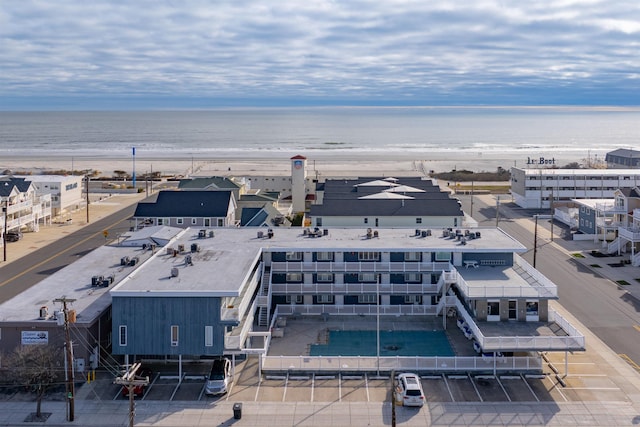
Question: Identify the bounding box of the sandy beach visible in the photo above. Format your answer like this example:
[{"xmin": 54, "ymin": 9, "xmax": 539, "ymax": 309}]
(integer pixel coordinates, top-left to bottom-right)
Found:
[{"xmin": 0, "ymin": 149, "xmax": 587, "ymax": 180}]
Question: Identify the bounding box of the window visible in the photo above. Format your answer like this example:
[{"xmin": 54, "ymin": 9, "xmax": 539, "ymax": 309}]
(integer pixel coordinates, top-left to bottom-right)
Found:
[
  {"xmin": 217, "ymin": 219, "xmax": 224, "ymax": 226},
  {"xmin": 171, "ymin": 325, "xmax": 179, "ymax": 346},
  {"xmin": 286, "ymin": 251, "xmax": 303, "ymax": 261},
  {"xmin": 526, "ymin": 301, "xmax": 539, "ymax": 316},
  {"xmin": 358, "ymin": 294, "xmax": 377, "ymax": 304},
  {"xmin": 416, "ymin": 218, "xmax": 422, "ymax": 224},
  {"xmin": 404, "ymin": 295, "xmax": 422, "ymax": 304},
  {"xmin": 404, "ymin": 252, "xmax": 421, "ymax": 261},
  {"xmin": 157, "ymin": 218, "xmax": 164, "ymax": 226},
  {"xmin": 317, "ymin": 294, "xmax": 334, "ymax": 304},
  {"xmin": 119, "ymin": 325, "xmax": 127, "ymax": 346},
  {"xmin": 364, "ymin": 218, "xmax": 369, "ymax": 224},
  {"xmin": 285, "ymin": 295, "xmax": 304, "ymax": 304},
  {"xmin": 435, "ymin": 252, "xmax": 451, "ymax": 261},
  {"xmin": 176, "ymin": 218, "xmax": 183, "ymax": 225},
  {"xmin": 204, "ymin": 218, "xmax": 211, "ymax": 227},
  {"xmin": 192, "ymin": 218, "xmax": 197, "ymax": 225},
  {"xmin": 205, "ymin": 326, "xmax": 213, "ymax": 347},
  {"xmin": 358, "ymin": 273, "xmax": 377, "ymax": 282},
  {"xmin": 286, "ymin": 272, "xmax": 302, "ymax": 282},
  {"xmin": 358, "ymin": 251, "xmax": 380, "ymax": 261},
  {"xmin": 317, "ymin": 273, "xmax": 333, "ymax": 282},
  {"xmin": 316, "ymin": 252, "xmax": 334, "ymax": 261},
  {"xmin": 404, "ymin": 273, "xmax": 421, "ymax": 283}
]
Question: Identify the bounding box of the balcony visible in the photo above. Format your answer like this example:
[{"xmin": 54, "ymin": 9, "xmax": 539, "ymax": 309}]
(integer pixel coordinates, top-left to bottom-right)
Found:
[
  {"xmin": 618, "ymin": 226, "xmax": 640, "ymax": 242},
  {"xmin": 270, "ymin": 282, "xmax": 438, "ymax": 295},
  {"xmin": 270, "ymin": 261, "xmax": 451, "ymax": 273}
]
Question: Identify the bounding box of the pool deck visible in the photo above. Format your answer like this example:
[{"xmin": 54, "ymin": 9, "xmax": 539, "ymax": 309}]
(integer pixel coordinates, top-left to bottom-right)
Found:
[{"xmin": 266, "ymin": 315, "xmax": 477, "ymax": 358}]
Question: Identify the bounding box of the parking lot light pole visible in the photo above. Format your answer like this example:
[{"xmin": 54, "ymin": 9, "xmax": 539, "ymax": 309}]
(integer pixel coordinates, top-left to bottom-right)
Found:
[{"xmin": 3, "ymin": 200, "xmax": 7, "ymax": 262}]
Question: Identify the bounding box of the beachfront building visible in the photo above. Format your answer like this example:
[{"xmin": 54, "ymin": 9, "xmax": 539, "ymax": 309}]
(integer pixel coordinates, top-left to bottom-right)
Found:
[
  {"xmin": 605, "ymin": 148, "xmax": 640, "ymax": 169},
  {"xmin": 178, "ymin": 176, "xmax": 287, "ymax": 227},
  {"xmin": 132, "ymin": 190, "xmax": 238, "ymax": 229},
  {"xmin": 309, "ymin": 177, "xmax": 464, "ymax": 228},
  {"xmin": 0, "ymin": 177, "xmax": 52, "ymax": 241},
  {"xmin": 510, "ymin": 167, "xmax": 640, "ymax": 209},
  {"xmin": 14, "ymin": 174, "xmax": 84, "ymax": 217},
  {"xmin": 109, "ymin": 227, "xmax": 583, "ymax": 375}
]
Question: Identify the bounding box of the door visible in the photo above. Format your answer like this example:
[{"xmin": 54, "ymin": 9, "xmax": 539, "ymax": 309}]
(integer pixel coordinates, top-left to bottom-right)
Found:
[{"xmin": 508, "ymin": 300, "xmax": 517, "ymax": 320}]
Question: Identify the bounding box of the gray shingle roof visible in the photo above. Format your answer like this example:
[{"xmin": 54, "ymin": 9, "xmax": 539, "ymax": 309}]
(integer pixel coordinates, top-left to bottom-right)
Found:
[{"xmin": 134, "ymin": 190, "xmax": 233, "ymax": 217}]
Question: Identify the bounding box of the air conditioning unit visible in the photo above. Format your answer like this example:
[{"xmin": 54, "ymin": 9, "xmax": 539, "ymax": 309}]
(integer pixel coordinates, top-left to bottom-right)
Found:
[{"xmin": 171, "ymin": 268, "xmax": 179, "ymax": 277}]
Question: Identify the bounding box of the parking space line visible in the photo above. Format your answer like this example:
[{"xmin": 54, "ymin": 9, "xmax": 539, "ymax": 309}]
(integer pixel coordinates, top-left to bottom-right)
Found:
[
  {"xmin": 311, "ymin": 374, "xmax": 315, "ymax": 402},
  {"xmin": 198, "ymin": 383, "xmax": 206, "ymax": 401},
  {"xmin": 443, "ymin": 374, "xmax": 455, "ymax": 402},
  {"xmin": 495, "ymin": 376, "xmax": 511, "ymax": 402},
  {"xmin": 520, "ymin": 374, "xmax": 540, "ymax": 402},
  {"xmin": 254, "ymin": 376, "xmax": 261, "ymax": 402},
  {"xmin": 365, "ymin": 374, "xmax": 370, "ymax": 402},
  {"xmin": 282, "ymin": 374, "xmax": 288, "ymax": 402},
  {"xmin": 545, "ymin": 375, "xmax": 567, "ymax": 402},
  {"xmin": 169, "ymin": 375, "xmax": 183, "ymax": 401},
  {"xmin": 469, "ymin": 374, "xmax": 483, "ymax": 402}
]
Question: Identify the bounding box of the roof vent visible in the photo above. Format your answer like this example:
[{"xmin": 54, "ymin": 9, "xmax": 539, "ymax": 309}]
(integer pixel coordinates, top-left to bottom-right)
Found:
[
  {"xmin": 171, "ymin": 268, "xmax": 179, "ymax": 277},
  {"xmin": 39, "ymin": 306, "xmax": 48, "ymax": 320}
]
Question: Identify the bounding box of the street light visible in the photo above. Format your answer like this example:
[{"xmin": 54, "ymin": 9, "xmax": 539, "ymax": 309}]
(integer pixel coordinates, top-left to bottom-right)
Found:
[{"xmin": 3, "ymin": 200, "xmax": 7, "ymax": 262}]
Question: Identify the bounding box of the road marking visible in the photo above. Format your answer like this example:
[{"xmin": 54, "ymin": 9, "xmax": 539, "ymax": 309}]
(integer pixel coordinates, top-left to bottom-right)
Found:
[
  {"xmin": 520, "ymin": 374, "xmax": 540, "ymax": 402},
  {"xmin": 0, "ymin": 216, "xmax": 129, "ymax": 288},
  {"xmin": 619, "ymin": 353, "xmax": 640, "ymax": 374},
  {"xmin": 495, "ymin": 376, "xmax": 511, "ymax": 402},
  {"xmin": 469, "ymin": 373, "xmax": 483, "ymax": 402},
  {"xmin": 442, "ymin": 374, "xmax": 455, "ymax": 402}
]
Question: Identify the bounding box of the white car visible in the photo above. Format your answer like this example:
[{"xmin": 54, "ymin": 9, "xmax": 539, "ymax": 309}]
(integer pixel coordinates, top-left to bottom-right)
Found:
[{"xmin": 396, "ymin": 373, "xmax": 425, "ymax": 407}]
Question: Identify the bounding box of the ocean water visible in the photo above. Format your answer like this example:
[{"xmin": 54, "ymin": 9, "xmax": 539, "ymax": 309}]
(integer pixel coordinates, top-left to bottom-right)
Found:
[{"xmin": 0, "ymin": 107, "xmax": 638, "ymax": 160}]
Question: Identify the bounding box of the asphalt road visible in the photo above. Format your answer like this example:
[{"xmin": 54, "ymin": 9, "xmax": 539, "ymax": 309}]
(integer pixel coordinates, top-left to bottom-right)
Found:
[
  {"xmin": 0, "ymin": 204, "xmax": 137, "ymax": 302},
  {"xmin": 458, "ymin": 193, "xmax": 640, "ymax": 370}
]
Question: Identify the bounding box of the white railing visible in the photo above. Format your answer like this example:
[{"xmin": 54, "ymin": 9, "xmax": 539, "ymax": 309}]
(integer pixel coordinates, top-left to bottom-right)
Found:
[
  {"xmin": 271, "ymin": 261, "xmax": 451, "ymax": 273},
  {"xmin": 455, "ymin": 300, "xmax": 584, "ymax": 352},
  {"xmin": 633, "ymin": 252, "xmax": 640, "ymax": 267},
  {"xmin": 6, "ymin": 199, "xmax": 33, "ymax": 214},
  {"xmin": 276, "ymin": 304, "xmax": 437, "ymax": 316},
  {"xmin": 270, "ymin": 282, "xmax": 438, "ymax": 295},
  {"xmin": 260, "ymin": 354, "xmax": 542, "ymax": 373},
  {"xmin": 224, "ymin": 299, "xmax": 258, "ymax": 350},
  {"xmin": 221, "ymin": 264, "xmax": 262, "ymax": 322},
  {"xmin": 607, "ymin": 237, "xmax": 621, "ymax": 254},
  {"xmin": 513, "ymin": 256, "xmax": 558, "ymax": 298},
  {"xmin": 618, "ymin": 227, "xmax": 640, "ymax": 242}
]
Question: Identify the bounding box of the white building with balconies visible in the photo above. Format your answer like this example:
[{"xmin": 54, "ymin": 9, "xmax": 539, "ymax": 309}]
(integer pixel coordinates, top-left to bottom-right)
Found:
[{"xmin": 0, "ymin": 177, "xmax": 52, "ymax": 243}]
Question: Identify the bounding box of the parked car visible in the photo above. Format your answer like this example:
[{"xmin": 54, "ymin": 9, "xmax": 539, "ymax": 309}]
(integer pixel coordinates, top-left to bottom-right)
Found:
[
  {"xmin": 205, "ymin": 357, "xmax": 232, "ymax": 395},
  {"xmin": 5, "ymin": 231, "xmax": 23, "ymax": 242},
  {"xmin": 396, "ymin": 373, "xmax": 425, "ymax": 407},
  {"xmin": 121, "ymin": 367, "xmax": 153, "ymax": 398}
]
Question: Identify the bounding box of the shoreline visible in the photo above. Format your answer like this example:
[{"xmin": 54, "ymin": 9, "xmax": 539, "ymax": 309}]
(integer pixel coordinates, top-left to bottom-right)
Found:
[{"xmin": 1, "ymin": 151, "xmax": 591, "ymax": 179}]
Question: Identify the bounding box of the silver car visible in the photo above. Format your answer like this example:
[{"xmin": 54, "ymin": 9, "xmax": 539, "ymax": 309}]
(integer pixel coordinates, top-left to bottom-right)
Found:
[{"xmin": 205, "ymin": 358, "xmax": 232, "ymax": 395}]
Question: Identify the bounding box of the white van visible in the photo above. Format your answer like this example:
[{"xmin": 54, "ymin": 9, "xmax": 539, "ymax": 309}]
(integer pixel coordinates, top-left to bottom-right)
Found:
[{"xmin": 205, "ymin": 358, "xmax": 232, "ymax": 395}]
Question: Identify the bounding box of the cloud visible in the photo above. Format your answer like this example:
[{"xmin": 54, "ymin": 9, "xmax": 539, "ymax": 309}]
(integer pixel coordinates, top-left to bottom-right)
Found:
[{"xmin": 1, "ymin": 0, "xmax": 639, "ymax": 108}]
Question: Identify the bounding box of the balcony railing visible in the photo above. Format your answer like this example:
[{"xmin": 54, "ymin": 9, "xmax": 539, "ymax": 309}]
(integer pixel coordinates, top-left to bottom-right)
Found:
[
  {"xmin": 455, "ymin": 300, "xmax": 584, "ymax": 352},
  {"xmin": 276, "ymin": 304, "xmax": 437, "ymax": 316},
  {"xmin": 618, "ymin": 226, "xmax": 640, "ymax": 241},
  {"xmin": 270, "ymin": 261, "xmax": 451, "ymax": 273},
  {"xmin": 270, "ymin": 282, "xmax": 438, "ymax": 295}
]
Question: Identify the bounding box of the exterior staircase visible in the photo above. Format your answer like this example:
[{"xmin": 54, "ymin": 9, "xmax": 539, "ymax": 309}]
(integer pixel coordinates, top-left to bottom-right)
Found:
[{"xmin": 257, "ymin": 266, "xmax": 271, "ymax": 327}]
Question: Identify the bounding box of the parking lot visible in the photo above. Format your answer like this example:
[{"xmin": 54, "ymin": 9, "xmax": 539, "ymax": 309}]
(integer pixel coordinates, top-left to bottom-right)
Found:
[{"xmin": 80, "ymin": 348, "xmax": 628, "ymax": 406}]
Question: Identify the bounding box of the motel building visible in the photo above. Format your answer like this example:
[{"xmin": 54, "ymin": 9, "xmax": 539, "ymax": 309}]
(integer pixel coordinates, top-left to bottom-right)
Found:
[
  {"xmin": 510, "ymin": 167, "xmax": 640, "ymax": 209},
  {"xmin": 0, "ymin": 227, "xmax": 584, "ymax": 381}
]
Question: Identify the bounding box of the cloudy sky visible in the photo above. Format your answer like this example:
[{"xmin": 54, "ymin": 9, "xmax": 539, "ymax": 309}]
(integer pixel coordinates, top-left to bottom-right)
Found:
[{"xmin": 1, "ymin": 0, "xmax": 639, "ymax": 109}]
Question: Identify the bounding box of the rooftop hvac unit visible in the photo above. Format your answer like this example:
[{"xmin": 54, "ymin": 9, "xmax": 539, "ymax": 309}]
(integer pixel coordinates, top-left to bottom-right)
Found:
[
  {"xmin": 39, "ymin": 306, "xmax": 48, "ymax": 320},
  {"xmin": 421, "ymin": 230, "xmax": 427, "ymax": 237},
  {"xmin": 171, "ymin": 267, "xmax": 179, "ymax": 277},
  {"xmin": 166, "ymin": 247, "xmax": 174, "ymax": 255},
  {"xmin": 129, "ymin": 256, "xmax": 139, "ymax": 266},
  {"xmin": 142, "ymin": 243, "xmax": 147, "ymax": 250},
  {"xmin": 267, "ymin": 229, "xmax": 274, "ymax": 239},
  {"xmin": 415, "ymin": 229, "xmax": 421, "ymax": 236},
  {"xmin": 185, "ymin": 254, "xmax": 193, "ymax": 265},
  {"xmin": 323, "ymin": 229, "xmax": 329, "ymax": 236},
  {"xmin": 198, "ymin": 229, "xmax": 206, "ymax": 238},
  {"xmin": 178, "ymin": 244, "xmax": 185, "ymax": 253},
  {"xmin": 257, "ymin": 231, "xmax": 264, "ymax": 238},
  {"xmin": 120, "ymin": 256, "xmax": 130, "ymax": 266},
  {"xmin": 190, "ymin": 243, "xmax": 200, "ymax": 253},
  {"xmin": 373, "ymin": 230, "xmax": 379, "ymax": 238},
  {"xmin": 208, "ymin": 230, "xmax": 214, "ymax": 238},
  {"xmin": 426, "ymin": 229, "xmax": 432, "ymax": 236}
]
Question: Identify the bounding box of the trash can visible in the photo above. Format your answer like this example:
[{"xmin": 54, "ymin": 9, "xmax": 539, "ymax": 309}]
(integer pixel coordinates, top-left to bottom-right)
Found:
[{"xmin": 233, "ymin": 402, "xmax": 242, "ymax": 420}]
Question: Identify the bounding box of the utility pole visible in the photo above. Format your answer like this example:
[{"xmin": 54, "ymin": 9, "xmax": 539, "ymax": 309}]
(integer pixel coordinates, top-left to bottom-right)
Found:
[
  {"xmin": 3, "ymin": 200, "xmax": 7, "ymax": 262},
  {"xmin": 85, "ymin": 174, "xmax": 90, "ymax": 223},
  {"xmin": 533, "ymin": 215, "xmax": 539, "ymax": 268},
  {"xmin": 54, "ymin": 297, "xmax": 77, "ymax": 422},
  {"xmin": 114, "ymin": 362, "xmax": 148, "ymax": 427},
  {"xmin": 470, "ymin": 181, "xmax": 474, "ymax": 217},
  {"xmin": 549, "ymin": 190, "xmax": 554, "ymax": 242}
]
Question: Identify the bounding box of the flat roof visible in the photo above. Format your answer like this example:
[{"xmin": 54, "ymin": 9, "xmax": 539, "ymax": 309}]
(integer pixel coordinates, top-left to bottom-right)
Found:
[
  {"xmin": 513, "ymin": 167, "xmax": 640, "ymax": 176},
  {"xmin": 111, "ymin": 227, "xmax": 526, "ymax": 297},
  {"xmin": 0, "ymin": 244, "xmax": 154, "ymax": 324}
]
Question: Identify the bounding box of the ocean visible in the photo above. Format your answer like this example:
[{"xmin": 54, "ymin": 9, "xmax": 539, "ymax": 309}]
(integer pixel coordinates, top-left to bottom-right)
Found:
[{"xmin": 0, "ymin": 107, "xmax": 638, "ymax": 162}]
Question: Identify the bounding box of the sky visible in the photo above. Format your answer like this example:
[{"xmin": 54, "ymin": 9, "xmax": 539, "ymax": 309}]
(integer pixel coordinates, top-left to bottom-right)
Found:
[{"xmin": 1, "ymin": 0, "xmax": 639, "ymax": 109}]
